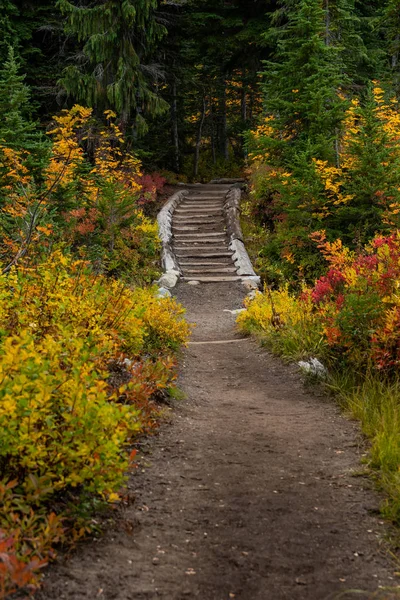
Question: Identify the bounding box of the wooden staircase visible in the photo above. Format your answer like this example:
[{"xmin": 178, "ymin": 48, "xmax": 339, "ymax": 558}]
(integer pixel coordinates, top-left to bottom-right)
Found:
[{"xmin": 172, "ymin": 185, "xmax": 241, "ymax": 283}]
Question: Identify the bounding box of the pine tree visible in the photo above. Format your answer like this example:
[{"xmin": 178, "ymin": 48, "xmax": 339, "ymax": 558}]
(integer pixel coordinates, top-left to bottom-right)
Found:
[
  {"xmin": 332, "ymin": 85, "xmax": 400, "ymax": 244},
  {"xmin": 323, "ymin": 0, "xmax": 368, "ymax": 85},
  {"xmin": 57, "ymin": 0, "xmax": 168, "ymax": 133},
  {"xmin": 353, "ymin": 0, "xmax": 387, "ymax": 84},
  {"xmin": 384, "ymin": 0, "xmax": 400, "ymax": 87},
  {"xmin": 0, "ymin": 46, "xmax": 47, "ymax": 160},
  {"xmin": 0, "ymin": 1, "xmax": 19, "ymax": 62},
  {"xmin": 262, "ymin": 0, "xmax": 346, "ymax": 162}
]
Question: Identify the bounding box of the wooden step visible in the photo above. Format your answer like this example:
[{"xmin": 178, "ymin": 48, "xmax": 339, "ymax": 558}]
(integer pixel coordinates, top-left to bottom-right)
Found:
[
  {"xmin": 175, "ymin": 210, "xmax": 224, "ymax": 217},
  {"xmin": 185, "ymin": 195, "xmax": 227, "ymax": 200},
  {"xmin": 174, "ymin": 240, "xmax": 227, "ymax": 245},
  {"xmin": 173, "ymin": 219, "xmax": 225, "ymax": 225},
  {"xmin": 173, "ymin": 232, "xmax": 226, "ymax": 238},
  {"xmin": 176, "ymin": 251, "xmax": 233, "ymax": 258},
  {"xmin": 181, "ymin": 203, "xmax": 224, "ymax": 208},
  {"xmin": 174, "ymin": 239, "xmax": 228, "ymax": 245},
  {"xmin": 174, "ymin": 233, "xmax": 229, "ymax": 241},
  {"xmin": 180, "ymin": 204, "xmax": 223, "ymax": 210},
  {"xmin": 183, "ymin": 267, "xmax": 237, "ymax": 274},
  {"xmin": 179, "ymin": 257, "xmax": 233, "ymax": 268},
  {"xmin": 181, "ymin": 199, "xmax": 224, "ymax": 203},
  {"xmin": 178, "ymin": 214, "xmax": 223, "ymax": 219},
  {"xmin": 183, "ymin": 200, "xmax": 226, "ymax": 205},
  {"xmin": 173, "ymin": 224, "xmax": 226, "ymax": 231},
  {"xmin": 172, "ymin": 211, "xmax": 225, "ymax": 223},
  {"xmin": 174, "ymin": 244, "xmax": 229, "ymax": 250},
  {"xmin": 181, "ymin": 199, "xmax": 224, "ymax": 204},
  {"xmin": 182, "ymin": 276, "xmax": 241, "ymax": 283}
]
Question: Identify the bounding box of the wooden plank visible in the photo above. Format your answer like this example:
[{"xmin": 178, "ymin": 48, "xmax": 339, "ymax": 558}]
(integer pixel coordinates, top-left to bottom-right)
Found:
[
  {"xmin": 174, "ymin": 245, "xmax": 229, "ymax": 251},
  {"xmin": 182, "ymin": 276, "xmax": 241, "ymax": 282},
  {"xmin": 173, "ymin": 239, "xmax": 228, "ymax": 245},
  {"xmin": 183, "ymin": 267, "xmax": 237, "ymax": 274},
  {"xmin": 179, "ymin": 261, "xmax": 232, "ymax": 266},
  {"xmin": 175, "ymin": 209, "xmax": 224, "ymax": 216},
  {"xmin": 176, "ymin": 251, "xmax": 233, "ymax": 258},
  {"xmin": 173, "ymin": 219, "xmax": 225, "ymax": 225},
  {"xmin": 173, "ymin": 232, "xmax": 226, "ymax": 238}
]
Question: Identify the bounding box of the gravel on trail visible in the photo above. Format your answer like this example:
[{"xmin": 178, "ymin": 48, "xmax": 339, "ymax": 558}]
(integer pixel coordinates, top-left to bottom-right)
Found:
[{"xmin": 37, "ymin": 282, "xmax": 400, "ymax": 600}]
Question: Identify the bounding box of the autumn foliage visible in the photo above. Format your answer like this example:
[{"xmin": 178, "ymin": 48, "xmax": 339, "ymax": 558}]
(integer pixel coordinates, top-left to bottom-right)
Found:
[
  {"xmin": 239, "ymin": 231, "xmax": 400, "ymax": 374},
  {"xmin": 0, "ymin": 252, "xmax": 190, "ymax": 597},
  {"xmin": 0, "ymin": 105, "xmax": 163, "ymax": 283},
  {"xmin": 246, "ymin": 84, "xmax": 400, "ymax": 284},
  {"xmin": 0, "ymin": 106, "xmax": 186, "ymax": 597}
]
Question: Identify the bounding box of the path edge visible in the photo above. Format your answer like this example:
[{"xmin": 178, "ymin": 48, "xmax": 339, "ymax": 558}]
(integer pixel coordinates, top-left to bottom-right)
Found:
[
  {"xmin": 224, "ymin": 187, "xmax": 261, "ymax": 285},
  {"xmin": 156, "ymin": 189, "xmax": 188, "ymax": 292}
]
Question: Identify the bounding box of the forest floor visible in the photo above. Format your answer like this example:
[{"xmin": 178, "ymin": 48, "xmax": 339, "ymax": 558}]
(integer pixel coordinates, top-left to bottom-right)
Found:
[{"xmin": 37, "ymin": 282, "xmax": 400, "ymax": 600}]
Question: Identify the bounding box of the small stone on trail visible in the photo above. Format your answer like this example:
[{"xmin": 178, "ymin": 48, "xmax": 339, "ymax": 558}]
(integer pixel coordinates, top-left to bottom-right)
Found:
[
  {"xmin": 298, "ymin": 357, "xmax": 327, "ymax": 378},
  {"xmin": 157, "ymin": 287, "xmax": 172, "ymax": 298},
  {"xmin": 223, "ymin": 308, "xmax": 246, "ymax": 315},
  {"xmin": 242, "ymin": 279, "xmax": 259, "ymax": 291},
  {"xmin": 246, "ymin": 290, "xmax": 260, "ymax": 301},
  {"xmin": 187, "ymin": 280, "xmax": 200, "ymax": 286},
  {"xmin": 158, "ymin": 270, "xmax": 180, "ymax": 289}
]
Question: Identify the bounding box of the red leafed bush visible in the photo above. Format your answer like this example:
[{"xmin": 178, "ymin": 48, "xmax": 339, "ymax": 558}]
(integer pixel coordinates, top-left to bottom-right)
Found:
[
  {"xmin": 136, "ymin": 173, "xmax": 166, "ymax": 205},
  {"xmin": 0, "ymin": 531, "xmax": 46, "ymax": 598},
  {"xmin": 309, "ymin": 231, "xmax": 400, "ymax": 371}
]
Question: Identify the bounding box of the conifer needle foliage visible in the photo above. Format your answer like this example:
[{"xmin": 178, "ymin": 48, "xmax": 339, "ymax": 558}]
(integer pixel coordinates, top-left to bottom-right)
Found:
[{"xmin": 57, "ymin": 0, "xmax": 168, "ymax": 132}]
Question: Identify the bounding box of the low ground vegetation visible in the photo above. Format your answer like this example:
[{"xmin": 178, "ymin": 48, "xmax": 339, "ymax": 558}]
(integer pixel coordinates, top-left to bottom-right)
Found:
[
  {"xmin": 0, "ymin": 62, "xmax": 191, "ymax": 599},
  {"xmin": 0, "ymin": 252, "xmax": 189, "ymax": 596}
]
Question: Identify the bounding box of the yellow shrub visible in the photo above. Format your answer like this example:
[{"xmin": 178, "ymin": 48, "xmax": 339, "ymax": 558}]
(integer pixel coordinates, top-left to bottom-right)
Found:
[
  {"xmin": 237, "ymin": 287, "xmax": 325, "ymax": 359},
  {"xmin": 0, "ymin": 251, "xmax": 190, "ymax": 498},
  {"xmin": 237, "ymin": 286, "xmax": 310, "ymax": 333},
  {"xmin": 131, "ymin": 287, "xmax": 191, "ymax": 352},
  {"xmin": 0, "ymin": 332, "xmax": 137, "ymax": 494}
]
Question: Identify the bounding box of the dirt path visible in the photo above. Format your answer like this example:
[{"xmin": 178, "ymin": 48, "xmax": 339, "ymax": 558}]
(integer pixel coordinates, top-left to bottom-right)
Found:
[{"xmin": 38, "ymin": 283, "xmax": 399, "ymax": 600}]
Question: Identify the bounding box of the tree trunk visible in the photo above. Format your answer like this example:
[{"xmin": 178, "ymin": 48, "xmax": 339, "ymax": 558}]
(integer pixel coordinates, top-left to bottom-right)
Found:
[
  {"xmin": 171, "ymin": 80, "xmax": 180, "ymax": 172},
  {"xmin": 249, "ymin": 89, "xmax": 254, "ymax": 123},
  {"xmin": 194, "ymin": 96, "xmax": 206, "ymax": 178},
  {"xmin": 324, "ymin": 0, "xmax": 331, "ymax": 46},
  {"xmin": 221, "ymin": 81, "xmax": 229, "ymax": 160},
  {"xmin": 241, "ymin": 85, "xmax": 247, "ymax": 122},
  {"xmin": 210, "ymin": 99, "xmax": 217, "ymax": 165},
  {"xmin": 241, "ymin": 84, "xmax": 248, "ymax": 159},
  {"xmin": 392, "ymin": 35, "xmax": 400, "ymax": 68},
  {"xmin": 220, "ymin": 79, "xmax": 229, "ymax": 161}
]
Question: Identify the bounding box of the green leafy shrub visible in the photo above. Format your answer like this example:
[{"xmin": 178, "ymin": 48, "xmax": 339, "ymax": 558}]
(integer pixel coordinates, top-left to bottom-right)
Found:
[{"xmin": 0, "ymin": 251, "xmax": 190, "ymax": 596}]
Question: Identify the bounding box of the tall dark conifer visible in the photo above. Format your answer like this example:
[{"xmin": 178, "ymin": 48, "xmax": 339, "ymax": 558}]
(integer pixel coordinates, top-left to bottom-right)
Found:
[
  {"xmin": 262, "ymin": 0, "xmax": 346, "ymax": 162},
  {"xmin": 57, "ymin": 0, "xmax": 168, "ymax": 132},
  {"xmin": 384, "ymin": 0, "xmax": 400, "ymax": 88},
  {"xmin": 0, "ymin": 47, "xmax": 47, "ymax": 158}
]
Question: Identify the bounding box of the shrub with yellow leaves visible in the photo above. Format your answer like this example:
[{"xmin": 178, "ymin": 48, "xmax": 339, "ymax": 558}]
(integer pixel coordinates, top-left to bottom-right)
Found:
[
  {"xmin": 237, "ymin": 286, "xmax": 326, "ymax": 360},
  {"xmin": 0, "ymin": 105, "xmax": 161, "ymax": 283},
  {"xmin": 245, "ymin": 83, "xmax": 400, "ymax": 285},
  {"xmin": 0, "ymin": 251, "xmax": 190, "ymax": 597}
]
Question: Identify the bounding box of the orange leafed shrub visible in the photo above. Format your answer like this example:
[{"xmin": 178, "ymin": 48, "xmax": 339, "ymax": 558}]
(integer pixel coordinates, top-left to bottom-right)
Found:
[
  {"xmin": 0, "ymin": 252, "xmax": 190, "ymax": 596},
  {"xmin": 239, "ymin": 230, "xmax": 400, "ymax": 373},
  {"xmin": 0, "ymin": 105, "xmax": 161, "ymax": 283}
]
